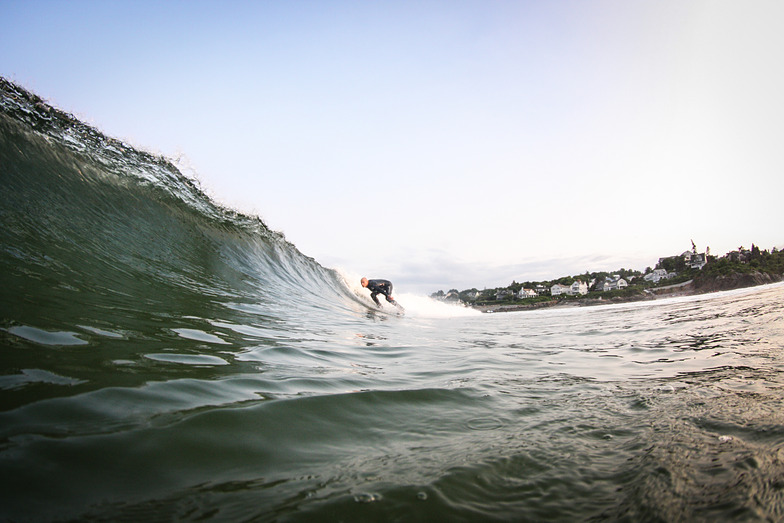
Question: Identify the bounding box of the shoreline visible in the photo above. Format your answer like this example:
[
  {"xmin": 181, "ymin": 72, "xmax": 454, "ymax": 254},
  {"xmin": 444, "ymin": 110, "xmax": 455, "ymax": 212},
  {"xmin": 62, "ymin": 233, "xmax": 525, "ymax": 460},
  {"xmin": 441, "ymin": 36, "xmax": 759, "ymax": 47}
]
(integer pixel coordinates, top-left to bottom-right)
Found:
[{"xmin": 471, "ymin": 277, "xmax": 782, "ymax": 313}]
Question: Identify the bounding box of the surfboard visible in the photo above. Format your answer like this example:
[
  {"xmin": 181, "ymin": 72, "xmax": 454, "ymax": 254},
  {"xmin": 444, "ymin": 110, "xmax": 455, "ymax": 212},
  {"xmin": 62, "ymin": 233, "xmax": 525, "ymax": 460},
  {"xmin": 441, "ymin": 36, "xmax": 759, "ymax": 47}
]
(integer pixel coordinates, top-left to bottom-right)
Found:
[{"xmin": 370, "ymin": 301, "xmax": 405, "ymax": 316}]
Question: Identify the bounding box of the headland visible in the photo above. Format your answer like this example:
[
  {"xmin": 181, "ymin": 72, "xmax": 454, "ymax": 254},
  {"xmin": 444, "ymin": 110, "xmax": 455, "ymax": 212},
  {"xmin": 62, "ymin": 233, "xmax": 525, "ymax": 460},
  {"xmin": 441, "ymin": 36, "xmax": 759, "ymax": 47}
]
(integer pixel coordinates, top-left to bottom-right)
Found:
[{"xmin": 432, "ymin": 244, "xmax": 784, "ymax": 313}]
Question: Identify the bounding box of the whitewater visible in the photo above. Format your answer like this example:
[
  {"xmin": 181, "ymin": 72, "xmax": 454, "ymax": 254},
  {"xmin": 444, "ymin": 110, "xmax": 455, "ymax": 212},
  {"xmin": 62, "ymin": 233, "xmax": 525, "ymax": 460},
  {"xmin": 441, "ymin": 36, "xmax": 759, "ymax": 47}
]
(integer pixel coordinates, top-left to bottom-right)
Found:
[{"xmin": 2, "ymin": 78, "xmax": 784, "ymax": 522}]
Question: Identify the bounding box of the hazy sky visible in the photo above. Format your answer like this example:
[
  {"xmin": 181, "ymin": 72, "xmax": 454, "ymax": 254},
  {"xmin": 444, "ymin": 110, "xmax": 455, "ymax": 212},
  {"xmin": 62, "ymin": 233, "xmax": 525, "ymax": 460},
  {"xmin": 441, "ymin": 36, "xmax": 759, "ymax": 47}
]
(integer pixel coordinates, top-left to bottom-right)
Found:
[{"xmin": 2, "ymin": 0, "xmax": 783, "ymax": 293}]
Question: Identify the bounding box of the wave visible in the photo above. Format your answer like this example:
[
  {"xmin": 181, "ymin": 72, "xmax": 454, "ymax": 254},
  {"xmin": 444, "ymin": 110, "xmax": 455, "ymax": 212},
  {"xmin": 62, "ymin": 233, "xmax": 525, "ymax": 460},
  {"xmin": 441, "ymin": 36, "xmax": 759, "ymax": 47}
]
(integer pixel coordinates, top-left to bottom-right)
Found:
[
  {"xmin": 0, "ymin": 78, "xmax": 373, "ymax": 337},
  {"xmin": 3, "ymin": 93, "xmax": 784, "ymax": 522}
]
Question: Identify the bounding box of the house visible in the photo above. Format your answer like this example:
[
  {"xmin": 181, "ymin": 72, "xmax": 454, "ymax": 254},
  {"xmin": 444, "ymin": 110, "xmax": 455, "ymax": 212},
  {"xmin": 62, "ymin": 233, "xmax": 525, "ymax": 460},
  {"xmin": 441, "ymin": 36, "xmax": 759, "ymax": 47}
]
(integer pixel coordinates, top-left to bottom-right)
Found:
[
  {"xmin": 496, "ymin": 289, "xmax": 513, "ymax": 300},
  {"xmin": 688, "ymin": 253, "xmax": 707, "ymax": 269},
  {"xmin": 569, "ymin": 280, "xmax": 588, "ymax": 295},
  {"xmin": 644, "ymin": 269, "xmax": 669, "ymax": 283},
  {"xmin": 551, "ymin": 280, "xmax": 588, "ymax": 296},
  {"xmin": 518, "ymin": 288, "xmax": 538, "ymax": 299},
  {"xmin": 464, "ymin": 290, "xmax": 481, "ymax": 301},
  {"xmin": 609, "ymin": 277, "xmax": 627, "ymax": 291},
  {"xmin": 594, "ymin": 276, "xmax": 627, "ymax": 292},
  {"xmin": 727, "ymin": 249, "xmax": 750, "ymax": 263},
  {"xmin": 683, "ymin": 242, "xmax": 708, "ymax": 269}
]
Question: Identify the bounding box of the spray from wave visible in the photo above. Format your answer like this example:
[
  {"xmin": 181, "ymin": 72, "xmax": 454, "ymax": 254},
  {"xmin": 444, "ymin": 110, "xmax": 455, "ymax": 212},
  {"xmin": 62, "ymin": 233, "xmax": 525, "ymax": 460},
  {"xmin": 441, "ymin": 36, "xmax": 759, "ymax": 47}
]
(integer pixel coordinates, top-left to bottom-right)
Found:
[{"xmin": 336, "ymin": 268, "xmax": 479, "ymax": 318}]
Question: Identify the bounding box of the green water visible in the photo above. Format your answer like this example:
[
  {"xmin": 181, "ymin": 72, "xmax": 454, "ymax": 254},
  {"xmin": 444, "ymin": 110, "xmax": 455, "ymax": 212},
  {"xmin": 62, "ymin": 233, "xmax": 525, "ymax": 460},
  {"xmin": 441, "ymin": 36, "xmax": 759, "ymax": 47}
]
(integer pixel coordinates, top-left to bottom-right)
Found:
[{"xmin": 3, "ymin": 77, "xmax": 784, "ymax": 521}]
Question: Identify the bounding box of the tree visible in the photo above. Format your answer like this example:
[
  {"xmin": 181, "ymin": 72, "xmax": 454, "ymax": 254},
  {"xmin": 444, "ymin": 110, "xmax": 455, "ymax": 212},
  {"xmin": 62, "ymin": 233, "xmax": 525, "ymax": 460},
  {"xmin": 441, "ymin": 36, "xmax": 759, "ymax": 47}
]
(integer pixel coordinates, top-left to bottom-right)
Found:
[{"xmin": 658, "ymin": 255, "xmax": 686, "ymax": 273}]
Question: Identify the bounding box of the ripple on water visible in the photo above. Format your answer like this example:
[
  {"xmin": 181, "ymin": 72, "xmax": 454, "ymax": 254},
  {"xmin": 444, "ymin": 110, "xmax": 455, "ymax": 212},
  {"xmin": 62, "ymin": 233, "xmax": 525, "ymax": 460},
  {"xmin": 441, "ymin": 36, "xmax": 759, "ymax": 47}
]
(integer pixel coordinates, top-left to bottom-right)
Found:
[
  {"xmin": 6, "ymin": 326, "xmax": 88, "ymax": 346},
  {"xmin": 467, "ymin": 418, "xmax": 505, "ymax": 431},
  {"xmin": 143, "ymin": 353, "xmax": 230, "ymax": 366},
  {"xmin": 172, "ymin": 328, "xmax": 229, "ymax": 345}
]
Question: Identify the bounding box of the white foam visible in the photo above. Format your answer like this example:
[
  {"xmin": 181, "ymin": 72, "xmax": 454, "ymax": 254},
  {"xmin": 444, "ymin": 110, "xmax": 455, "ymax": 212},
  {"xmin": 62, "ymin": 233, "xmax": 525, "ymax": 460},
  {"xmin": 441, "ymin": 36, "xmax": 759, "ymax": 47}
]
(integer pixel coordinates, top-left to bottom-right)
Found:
[
  {"xmin": 393, "ymin": 293, "xmax": 481, "ymax": 318},
  {"xmin": 334, "ymin": 268, "xmax": 480, "ymax": 318}
]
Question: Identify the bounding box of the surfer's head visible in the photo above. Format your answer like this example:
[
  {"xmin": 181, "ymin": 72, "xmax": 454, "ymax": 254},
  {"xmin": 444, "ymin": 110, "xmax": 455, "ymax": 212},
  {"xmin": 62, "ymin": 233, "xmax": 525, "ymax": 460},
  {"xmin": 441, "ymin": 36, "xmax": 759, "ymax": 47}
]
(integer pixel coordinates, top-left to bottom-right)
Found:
[{"xmin": 361, "ymin": 277, "xmax": 368, "ymax": 287}]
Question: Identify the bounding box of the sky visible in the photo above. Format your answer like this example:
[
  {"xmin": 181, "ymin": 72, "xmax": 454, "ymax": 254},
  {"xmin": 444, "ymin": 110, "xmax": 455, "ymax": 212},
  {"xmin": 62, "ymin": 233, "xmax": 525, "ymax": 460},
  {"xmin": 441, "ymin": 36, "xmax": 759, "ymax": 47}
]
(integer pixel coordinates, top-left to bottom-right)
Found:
[{"xmin": 2, "ymin": 0, "xmax": 783, "ymax": 294}]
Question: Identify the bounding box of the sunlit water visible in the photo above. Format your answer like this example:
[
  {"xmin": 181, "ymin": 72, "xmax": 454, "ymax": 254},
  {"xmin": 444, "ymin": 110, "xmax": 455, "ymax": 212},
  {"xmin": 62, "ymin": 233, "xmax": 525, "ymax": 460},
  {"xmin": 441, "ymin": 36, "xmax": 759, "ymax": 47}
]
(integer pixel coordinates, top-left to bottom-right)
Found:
[{"xmin": 3, "ymin": 78, "xmax": 784, "ymax": 522}]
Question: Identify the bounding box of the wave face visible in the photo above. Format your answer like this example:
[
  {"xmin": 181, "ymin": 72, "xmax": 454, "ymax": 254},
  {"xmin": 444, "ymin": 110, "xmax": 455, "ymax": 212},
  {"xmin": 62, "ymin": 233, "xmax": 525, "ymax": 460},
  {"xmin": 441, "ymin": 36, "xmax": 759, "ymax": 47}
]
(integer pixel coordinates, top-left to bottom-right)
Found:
[
  {"xmin": 1, "ymin": 78, "xmax": 359, "ymax": 357},
  {"xmin": 3, "ymin": 79, "xmax": 784, "ymax": 522}
]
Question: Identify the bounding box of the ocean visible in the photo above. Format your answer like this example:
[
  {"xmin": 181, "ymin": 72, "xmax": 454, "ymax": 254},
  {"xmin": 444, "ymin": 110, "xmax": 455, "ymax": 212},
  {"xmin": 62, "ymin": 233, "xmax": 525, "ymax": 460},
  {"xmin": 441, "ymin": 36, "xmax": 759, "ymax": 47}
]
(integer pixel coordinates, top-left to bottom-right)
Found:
[{"xmin": 2, "ymin": 79, "xmax": 784, "ymax": 522}]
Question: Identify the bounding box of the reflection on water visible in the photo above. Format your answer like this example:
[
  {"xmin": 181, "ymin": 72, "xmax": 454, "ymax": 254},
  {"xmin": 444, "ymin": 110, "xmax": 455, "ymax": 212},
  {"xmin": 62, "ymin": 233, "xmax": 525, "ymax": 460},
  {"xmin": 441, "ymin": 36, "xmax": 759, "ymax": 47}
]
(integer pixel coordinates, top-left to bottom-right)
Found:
[
  {"xmin": 2, "ymin": 284, "xmax": 782, "ymax": 521},
  {"xmin": 3, "ymin": 81, "xmax": 784, "ymax": 521}
]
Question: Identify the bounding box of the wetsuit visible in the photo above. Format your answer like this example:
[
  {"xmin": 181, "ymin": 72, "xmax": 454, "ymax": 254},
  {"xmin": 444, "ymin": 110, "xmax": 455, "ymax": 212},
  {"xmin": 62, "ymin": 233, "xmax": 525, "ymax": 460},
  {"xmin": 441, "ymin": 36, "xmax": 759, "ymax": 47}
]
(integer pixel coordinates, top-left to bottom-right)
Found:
[{"xmin": 366, "ymin": 279, "xmax": 395, "ymax": 307}]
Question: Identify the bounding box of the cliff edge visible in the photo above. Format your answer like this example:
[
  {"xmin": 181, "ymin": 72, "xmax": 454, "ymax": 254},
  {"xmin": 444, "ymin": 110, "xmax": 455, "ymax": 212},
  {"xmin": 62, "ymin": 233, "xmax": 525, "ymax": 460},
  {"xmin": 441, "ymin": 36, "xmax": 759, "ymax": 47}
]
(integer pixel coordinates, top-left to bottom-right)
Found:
[{"xmin": 693, "ymin": 271, "xmax": 782, "ymax": 293}]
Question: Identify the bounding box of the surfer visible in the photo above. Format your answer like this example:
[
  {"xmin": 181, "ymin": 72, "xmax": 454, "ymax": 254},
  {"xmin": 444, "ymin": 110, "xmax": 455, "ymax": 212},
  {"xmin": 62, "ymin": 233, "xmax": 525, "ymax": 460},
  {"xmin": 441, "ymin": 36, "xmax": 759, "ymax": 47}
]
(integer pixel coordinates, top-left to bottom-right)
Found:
[{"xmin": 361, "ymin": 278, "xmax": 400, "ymax": 308}]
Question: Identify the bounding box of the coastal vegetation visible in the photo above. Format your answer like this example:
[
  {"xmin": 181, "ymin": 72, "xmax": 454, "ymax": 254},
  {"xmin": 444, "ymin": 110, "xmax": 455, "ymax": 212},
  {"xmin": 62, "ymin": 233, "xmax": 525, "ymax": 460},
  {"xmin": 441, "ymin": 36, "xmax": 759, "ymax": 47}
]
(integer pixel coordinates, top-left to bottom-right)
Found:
[{"xmin": 431, "ymin": 244, "xmax": 784, "ymax": 310}]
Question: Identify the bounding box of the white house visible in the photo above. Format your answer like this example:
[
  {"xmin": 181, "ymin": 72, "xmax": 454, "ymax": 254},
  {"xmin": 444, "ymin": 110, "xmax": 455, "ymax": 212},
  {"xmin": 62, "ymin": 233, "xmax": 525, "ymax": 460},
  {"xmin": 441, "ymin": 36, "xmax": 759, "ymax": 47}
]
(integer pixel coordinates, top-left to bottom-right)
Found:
[
  {"xmin": 553, "ymin": 281, "xmax": 588, "ymax": 296},
  {"xmin": 609, "ymin": 276, "xmax": 628, "ymax": 291},
  {"xmin": 569, "ymin": 280, "xmax": 588, "ymax": 295},
  {"xmin": 518, "ymin": 288, "xmax": 538, "ymax": 299},
  {"xmin": 594, "ymin": 276, "xmax": 628, "ymax": 292}
]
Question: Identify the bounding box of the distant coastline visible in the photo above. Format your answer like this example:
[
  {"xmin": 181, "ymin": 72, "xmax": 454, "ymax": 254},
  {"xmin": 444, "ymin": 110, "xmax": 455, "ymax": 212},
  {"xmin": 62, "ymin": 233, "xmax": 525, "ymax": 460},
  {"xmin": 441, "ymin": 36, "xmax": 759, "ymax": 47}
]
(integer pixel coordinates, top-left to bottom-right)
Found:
[
  {"xmin": 432, "ymin": 243, "xmax": 784, "ymax": 314},
  {"xmin": 473, "ymin": 275, "xmax": 783, "ymax": 314}
]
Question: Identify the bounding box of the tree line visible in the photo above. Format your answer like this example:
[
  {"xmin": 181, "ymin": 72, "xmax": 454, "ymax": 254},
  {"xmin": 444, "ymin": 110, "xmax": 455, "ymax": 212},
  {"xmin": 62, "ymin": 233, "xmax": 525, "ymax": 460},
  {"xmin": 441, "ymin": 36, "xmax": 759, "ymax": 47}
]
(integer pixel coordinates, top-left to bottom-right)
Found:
[{"xmin": 431, "ymin": 244, "xmax": 784, "ymax": 306}]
